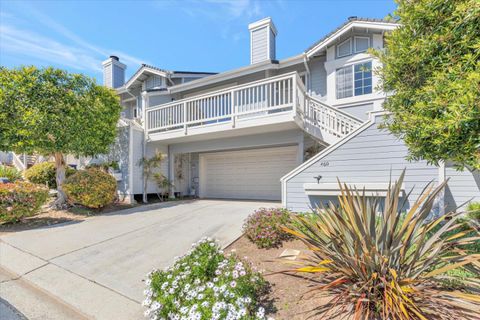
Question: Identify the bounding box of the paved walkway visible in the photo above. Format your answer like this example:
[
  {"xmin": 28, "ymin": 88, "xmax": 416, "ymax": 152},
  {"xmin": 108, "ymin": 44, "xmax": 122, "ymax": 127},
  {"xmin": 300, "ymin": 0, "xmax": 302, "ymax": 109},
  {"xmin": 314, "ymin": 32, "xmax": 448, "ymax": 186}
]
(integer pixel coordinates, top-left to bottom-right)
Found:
[{"xmin": 0, "ymin": 200, "xmax": 277, "ymax": 319}]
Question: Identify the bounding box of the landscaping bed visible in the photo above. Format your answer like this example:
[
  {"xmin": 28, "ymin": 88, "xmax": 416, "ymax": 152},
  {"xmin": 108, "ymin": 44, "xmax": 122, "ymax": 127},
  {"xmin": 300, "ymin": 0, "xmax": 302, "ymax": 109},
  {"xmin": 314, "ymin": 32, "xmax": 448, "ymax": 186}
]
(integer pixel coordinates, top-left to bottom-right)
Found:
[{"xmin": 226, "ymin": 236, "xmax": 336, "ymax": 320}]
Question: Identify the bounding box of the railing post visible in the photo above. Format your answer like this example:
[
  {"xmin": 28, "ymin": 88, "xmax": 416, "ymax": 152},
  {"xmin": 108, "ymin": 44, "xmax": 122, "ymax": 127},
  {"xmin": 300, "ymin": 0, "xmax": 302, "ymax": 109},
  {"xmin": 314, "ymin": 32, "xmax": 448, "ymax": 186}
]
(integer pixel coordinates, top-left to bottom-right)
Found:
[
  {"xmin": 231, "ymin": 90, "xmax": 236, "ymax": 128},
  {"xmin": 292, "ymin": 75, "xmax": 298, "ymax": 118},
  {"xmin": 183, "ymin": 102, "xmax": 187, "ymax": 135}
]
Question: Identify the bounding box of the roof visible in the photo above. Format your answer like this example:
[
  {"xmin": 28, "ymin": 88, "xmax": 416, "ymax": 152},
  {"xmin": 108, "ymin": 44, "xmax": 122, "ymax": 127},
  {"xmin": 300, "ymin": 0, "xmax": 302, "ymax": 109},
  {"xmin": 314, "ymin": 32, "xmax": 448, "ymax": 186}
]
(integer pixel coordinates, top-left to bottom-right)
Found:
[
  {"xmin": 305, "ymin": 17, "xmax": 399, "ymax": 57},
  {"xmin": 124, "ymin": 64, "xmax": 216, "ymax": 89},
  {"xmin": 119, "ymin": 16, "xmax": 398, "ymax": 93}
]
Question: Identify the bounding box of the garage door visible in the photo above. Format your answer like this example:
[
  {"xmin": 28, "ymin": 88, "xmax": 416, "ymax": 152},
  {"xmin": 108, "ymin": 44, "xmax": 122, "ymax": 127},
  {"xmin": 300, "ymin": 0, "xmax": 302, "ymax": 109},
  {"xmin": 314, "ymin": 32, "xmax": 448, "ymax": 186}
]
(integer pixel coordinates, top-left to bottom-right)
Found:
[{"xmin": 199, "ymin": 145, "xmax": 298, "ymax": 200}]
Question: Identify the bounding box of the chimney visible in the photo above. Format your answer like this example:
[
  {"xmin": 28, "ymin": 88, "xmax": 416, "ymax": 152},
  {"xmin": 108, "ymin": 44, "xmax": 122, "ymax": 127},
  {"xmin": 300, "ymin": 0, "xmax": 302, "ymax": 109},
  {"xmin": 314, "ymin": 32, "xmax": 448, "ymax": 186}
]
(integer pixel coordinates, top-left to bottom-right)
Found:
[
  {"xmin": 102, "ymin": 55, "xmax": 126, "ymax": 88},
  {"xmin": 248, "ymin": 17, "xmax": 277, "ymax": 64}
]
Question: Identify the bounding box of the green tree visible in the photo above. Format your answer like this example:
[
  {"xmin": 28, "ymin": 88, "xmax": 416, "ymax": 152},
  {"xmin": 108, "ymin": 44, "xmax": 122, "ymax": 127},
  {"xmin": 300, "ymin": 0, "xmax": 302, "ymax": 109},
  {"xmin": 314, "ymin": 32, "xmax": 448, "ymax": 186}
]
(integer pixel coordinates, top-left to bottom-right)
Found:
[
  {"xmin": 374, "ymin": 0, "xmax": 480, "ymax": 169},
  {"xmin": 0, "ymin": 66, "xmax": 122, "ymax": 206}
]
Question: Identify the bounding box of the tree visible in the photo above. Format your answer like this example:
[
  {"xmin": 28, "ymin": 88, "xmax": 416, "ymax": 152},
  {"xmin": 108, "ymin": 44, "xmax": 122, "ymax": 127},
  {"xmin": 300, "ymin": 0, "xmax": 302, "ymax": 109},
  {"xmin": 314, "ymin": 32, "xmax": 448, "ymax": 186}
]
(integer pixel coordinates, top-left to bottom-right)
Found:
[
  {"xmin": 0, "ymin": 66, "xmax": 122, "ymax": 206},
  {"xmin": 137, "ymin": 151, "xmax": 165, "ymax": 203},
  {"xmin": 374, "ymin": 0, "xmax": 480, "ymax": 170}
]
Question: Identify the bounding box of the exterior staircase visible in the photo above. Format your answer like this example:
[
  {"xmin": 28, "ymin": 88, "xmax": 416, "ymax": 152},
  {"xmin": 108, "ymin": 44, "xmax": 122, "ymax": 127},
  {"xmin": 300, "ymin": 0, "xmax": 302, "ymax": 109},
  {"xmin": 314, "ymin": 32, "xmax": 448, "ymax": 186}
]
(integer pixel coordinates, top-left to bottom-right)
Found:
[{"xmin": 11, "ymin": 153, "xmax": 40, "ymax": 171}]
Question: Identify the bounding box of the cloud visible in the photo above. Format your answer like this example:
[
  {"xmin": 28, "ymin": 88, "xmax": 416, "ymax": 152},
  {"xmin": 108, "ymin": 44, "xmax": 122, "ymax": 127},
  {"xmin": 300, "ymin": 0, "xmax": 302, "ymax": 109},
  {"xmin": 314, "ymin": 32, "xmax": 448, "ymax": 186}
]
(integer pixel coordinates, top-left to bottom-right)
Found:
[
  {"xmin": 0, "ymin": 6, "xmax": 147, "ymax": 75},
  {"xmin": 0, "ymin": 24, "xmax": 102, "ymax": 72},
  {"xmin": 153, "ymin": 0, "xmax": 263, "ymax": 22}
]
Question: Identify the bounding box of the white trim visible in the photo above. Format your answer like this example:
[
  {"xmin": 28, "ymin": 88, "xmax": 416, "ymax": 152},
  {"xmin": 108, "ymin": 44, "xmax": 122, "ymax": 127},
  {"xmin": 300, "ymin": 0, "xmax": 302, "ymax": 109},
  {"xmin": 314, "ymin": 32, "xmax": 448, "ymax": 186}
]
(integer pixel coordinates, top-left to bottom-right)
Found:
[
  {"xmin": 125, "ymin": 66, "xmax": 168, "ymax": 89},
  {"xmin": 248, "ymin": 17, "xmax": 277, "ymax": 35},
  {"xmin": 306, "ymin": 21, "xmax": 399, "ymax": 58},
  {"xmin": 304, "ymin": 183, "xmax": 405, "ymax": 197},
  {"xmin": 336, "ymin": 38, "xmax": 352, "ymax": 58},
  {"xmin": 353, "ymin": 36, "xmax": 370, "ymax": 53}
]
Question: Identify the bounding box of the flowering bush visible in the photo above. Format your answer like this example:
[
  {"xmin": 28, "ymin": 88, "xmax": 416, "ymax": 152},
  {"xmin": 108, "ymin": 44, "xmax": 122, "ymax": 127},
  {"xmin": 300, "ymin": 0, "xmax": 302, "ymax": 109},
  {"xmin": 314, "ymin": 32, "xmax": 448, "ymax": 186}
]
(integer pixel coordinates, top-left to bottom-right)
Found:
[
  {"xmin": 243, "ymin": 207, "xmax": 293, "ymax": 249},
  {"xmin": 25, "ymin": 162, "xmax": 75, "ymax": 189},
  {"xmin": 143, "ymin": 238, "xmax": 267, "ymax": 320},
  {"xmin": 0, "ymin": 182, "xmax": 49, "ymax": 223},
  {"xmin": 63, "ymin": 169, "xmax": 117, "ymax": 209}
]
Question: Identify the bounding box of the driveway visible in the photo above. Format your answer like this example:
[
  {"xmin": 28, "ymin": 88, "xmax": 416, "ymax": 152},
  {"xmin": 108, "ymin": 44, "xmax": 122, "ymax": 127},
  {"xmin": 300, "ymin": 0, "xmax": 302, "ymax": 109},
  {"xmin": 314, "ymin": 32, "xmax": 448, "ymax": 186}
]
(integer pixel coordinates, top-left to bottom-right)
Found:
[{"xmin": 0, "ymin": 200, "xmax": 277, "ymax": 320}]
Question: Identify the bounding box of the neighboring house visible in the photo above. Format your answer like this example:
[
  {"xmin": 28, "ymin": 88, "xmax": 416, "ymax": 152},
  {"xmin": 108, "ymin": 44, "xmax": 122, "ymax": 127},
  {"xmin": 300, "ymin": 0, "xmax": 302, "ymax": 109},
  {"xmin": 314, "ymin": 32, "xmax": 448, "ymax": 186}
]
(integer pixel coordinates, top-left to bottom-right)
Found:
[{"xmin": 103, "ymin": 16, "xmax": 479, "ymax": 212}]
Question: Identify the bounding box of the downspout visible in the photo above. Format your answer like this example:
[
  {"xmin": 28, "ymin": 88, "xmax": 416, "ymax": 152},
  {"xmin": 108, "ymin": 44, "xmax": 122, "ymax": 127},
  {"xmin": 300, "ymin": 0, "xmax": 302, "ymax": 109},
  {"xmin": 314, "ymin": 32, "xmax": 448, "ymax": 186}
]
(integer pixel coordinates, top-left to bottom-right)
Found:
[{"xmin": 303, "ymin": 53, "xmax": 311, "ymax": 94}]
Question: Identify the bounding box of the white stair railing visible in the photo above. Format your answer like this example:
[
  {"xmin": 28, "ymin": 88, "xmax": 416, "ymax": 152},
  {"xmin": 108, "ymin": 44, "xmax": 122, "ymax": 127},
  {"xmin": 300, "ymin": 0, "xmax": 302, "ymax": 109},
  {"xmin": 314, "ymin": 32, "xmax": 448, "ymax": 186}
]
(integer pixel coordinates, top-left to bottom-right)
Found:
[
  {"xmin": 303, "ymin": 97, "xmax": 362, "ymax": 138},
  {"xmin": 11, "ymin": 153, "xmax": 26, "ymax": 171}
]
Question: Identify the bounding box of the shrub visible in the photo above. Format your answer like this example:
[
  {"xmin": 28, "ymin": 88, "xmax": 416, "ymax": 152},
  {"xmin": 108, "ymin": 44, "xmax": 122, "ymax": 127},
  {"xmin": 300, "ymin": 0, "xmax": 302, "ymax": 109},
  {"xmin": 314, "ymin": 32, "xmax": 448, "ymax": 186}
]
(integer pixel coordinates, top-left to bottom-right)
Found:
[
  {"xmin": 243, "ymin": 208, "xmax": 292, "ymax": 249},
  {"xmin": 144, "ymin": 237, "xmax": 267, "ymax": 320},
  {"xmin": 283, "ymin": 171, "xmax": 480, "ymax": 319},
  {"xmin": 0, "ymin": 182, "xmax": 49, "ymax": 223},
  {"xmin": 0, "ymin": 165, "xmax": 22, "ymax": 182},
  {"xmin": 63, "ymin": 169, "xmax": 117, "ymax": 209},
  {"xmin": 467, "ymin": 201, "xmax": 480, "ymax": 222},
  {"xmin": 24, "ymin": 162, "xmax": 75, "ymax": 189}
]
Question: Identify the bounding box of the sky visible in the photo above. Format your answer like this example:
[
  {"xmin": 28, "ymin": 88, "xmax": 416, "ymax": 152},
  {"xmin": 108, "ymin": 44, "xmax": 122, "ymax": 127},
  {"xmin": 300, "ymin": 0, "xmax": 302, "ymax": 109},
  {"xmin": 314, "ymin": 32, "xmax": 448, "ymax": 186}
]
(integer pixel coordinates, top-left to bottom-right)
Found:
[{"xmin": 0, "ymin": 0, "xmax": 397, "ymax": 83}]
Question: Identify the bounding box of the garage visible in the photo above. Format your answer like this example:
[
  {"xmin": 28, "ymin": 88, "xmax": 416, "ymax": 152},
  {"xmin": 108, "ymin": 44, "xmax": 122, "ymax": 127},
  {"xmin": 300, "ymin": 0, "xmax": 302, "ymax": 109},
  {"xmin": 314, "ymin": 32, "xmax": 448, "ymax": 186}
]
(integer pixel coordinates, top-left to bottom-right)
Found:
[{"xmin": 199, "ymin": 145, "xmax": 298, "ymax": 200}]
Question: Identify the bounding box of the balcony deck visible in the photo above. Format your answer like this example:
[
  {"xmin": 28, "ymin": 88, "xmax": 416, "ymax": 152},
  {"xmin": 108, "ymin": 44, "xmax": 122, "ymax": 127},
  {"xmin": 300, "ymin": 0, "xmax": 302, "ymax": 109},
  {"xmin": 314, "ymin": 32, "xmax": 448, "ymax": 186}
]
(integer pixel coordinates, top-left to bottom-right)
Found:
[{"xmin": 145, "ymin": 72, "xmax": 362, "ymax": 144}]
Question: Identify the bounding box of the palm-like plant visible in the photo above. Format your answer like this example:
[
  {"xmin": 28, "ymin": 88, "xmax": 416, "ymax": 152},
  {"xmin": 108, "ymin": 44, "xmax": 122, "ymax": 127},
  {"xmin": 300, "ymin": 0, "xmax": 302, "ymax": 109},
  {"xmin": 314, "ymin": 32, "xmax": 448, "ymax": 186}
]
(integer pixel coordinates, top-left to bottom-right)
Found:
[{"xmin": 283, "ymin": 171, "xmax": 480, "ymax": 319}]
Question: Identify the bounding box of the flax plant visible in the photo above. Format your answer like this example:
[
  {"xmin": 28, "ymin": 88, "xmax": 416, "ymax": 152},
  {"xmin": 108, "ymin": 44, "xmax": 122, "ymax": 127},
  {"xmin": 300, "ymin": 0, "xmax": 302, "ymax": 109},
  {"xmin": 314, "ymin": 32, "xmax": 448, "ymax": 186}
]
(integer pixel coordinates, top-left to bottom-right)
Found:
[{"xmin": 283, "ymin": 171, "xmax": 480, "ymax": 319}]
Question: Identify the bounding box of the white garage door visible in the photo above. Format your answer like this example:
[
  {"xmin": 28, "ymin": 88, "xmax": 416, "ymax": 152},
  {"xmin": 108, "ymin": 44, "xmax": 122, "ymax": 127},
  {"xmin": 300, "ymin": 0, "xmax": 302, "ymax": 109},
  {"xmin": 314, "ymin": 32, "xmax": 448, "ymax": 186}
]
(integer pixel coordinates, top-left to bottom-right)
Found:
[{"xmin": 199, "ymin": 145, "xmax": 298, "ymax": 200}]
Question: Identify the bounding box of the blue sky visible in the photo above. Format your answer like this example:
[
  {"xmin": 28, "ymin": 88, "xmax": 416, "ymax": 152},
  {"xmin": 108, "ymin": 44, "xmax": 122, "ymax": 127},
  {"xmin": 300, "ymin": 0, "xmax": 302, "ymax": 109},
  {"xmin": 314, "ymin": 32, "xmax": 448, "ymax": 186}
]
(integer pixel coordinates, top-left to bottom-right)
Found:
[{"xmin": 0, "ymin": 0, "xmax": 397, "ymax": 82}]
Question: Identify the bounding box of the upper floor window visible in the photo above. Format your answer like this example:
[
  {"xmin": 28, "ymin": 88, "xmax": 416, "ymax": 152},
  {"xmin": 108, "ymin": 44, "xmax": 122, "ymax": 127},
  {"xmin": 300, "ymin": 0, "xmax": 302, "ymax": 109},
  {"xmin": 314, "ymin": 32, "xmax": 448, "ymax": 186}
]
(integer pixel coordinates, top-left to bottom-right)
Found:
[
  {"xmin": 354, "ymin": 36, "xmax": 370, "ymax": 53},
  {"xmin": 336, "ymin": 61, "xmax": 372, "ymax": 99},
  {"xmin": 337, "ymin": 36, "xmax": 371, "ymax": 58},
  {"xmin": 337, "ymin": 39, "xmax": 352, "ymax": 58}
]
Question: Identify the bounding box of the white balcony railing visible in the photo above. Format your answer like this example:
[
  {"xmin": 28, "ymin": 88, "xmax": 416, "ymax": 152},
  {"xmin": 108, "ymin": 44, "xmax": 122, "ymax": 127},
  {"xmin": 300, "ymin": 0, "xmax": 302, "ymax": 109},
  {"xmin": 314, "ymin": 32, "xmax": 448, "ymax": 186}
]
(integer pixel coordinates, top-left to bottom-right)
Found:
[
  {"xmin": 146, "ymin": 72, "xmax": 362, "ymax": 142},
  {"xmin": 147, "ymin": 73, "xmax": 296, "ymax": 135}
]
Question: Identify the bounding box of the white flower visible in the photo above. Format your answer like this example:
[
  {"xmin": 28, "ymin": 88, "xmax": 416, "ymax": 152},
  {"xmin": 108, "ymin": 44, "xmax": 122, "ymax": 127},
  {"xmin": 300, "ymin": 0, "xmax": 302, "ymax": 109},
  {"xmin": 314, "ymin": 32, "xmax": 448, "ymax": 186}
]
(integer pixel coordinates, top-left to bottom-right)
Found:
[
  {"xmin": 239, "ymin": 270, "xmax": 246, "ymax": 276},
  {"xmin": 142, "ymin": 298, "xmax": 151, "ymax": 307},
  {"xmin": 180, "ymin": 306, "xmax": 189, "ymax": 314},
  {"xmin": 145, "ymin": 278, "xmax": 152, "ymax": 286},
  {"xmin": 151, "ymin": 301, "xmax": 162, "ymax": 311},
  {"xmin": 256, "ymin": 307, "xmax": 265, "ymax": 318},
  {"xmin": 230, "ymin": 281, "xmax": 237, "ymax": 288},
  {"xmin": 143, "ymin": 309, "xmax": 151, "ymax": 317},
  {"xmin": 207, "ymin": 282, "xmax": 214, "ymax": 288}
]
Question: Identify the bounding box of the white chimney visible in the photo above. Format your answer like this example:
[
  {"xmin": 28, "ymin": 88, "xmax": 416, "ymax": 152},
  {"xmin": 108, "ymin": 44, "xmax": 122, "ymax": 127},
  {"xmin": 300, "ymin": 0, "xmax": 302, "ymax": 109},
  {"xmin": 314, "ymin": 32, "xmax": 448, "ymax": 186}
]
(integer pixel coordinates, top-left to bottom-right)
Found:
[
  {"xmin": 248, "ymin": 17, "xmax": 277, "ymax": 64},
  {"xmin": 102, "ymin": 55, "xmax": 126, "ymax": 88}
]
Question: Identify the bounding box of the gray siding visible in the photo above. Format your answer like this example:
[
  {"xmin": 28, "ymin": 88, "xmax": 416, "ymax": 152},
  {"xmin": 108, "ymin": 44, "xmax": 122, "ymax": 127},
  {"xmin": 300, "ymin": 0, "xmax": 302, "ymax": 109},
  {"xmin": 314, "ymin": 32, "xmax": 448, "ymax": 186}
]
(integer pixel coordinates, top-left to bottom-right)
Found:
[
  {"xmin": 112, "ymin": 64, "xmax": 125, "ymax": 88},
  {"xmin": 131, "ymin": 128, "xmax": 144, "ymax": 194},
  {"xmin": 269, "ymin": 29, "xmax": 276, "ymax": 60},
  {"xmin": 149, "ymin": 95, "xmax": 172, "ymax": 107},
  {"xmin": 251, "ymin": 27, "xmax": 268, "ymax": 64},
  {"xmin": 338, "ymin": 103, "xmax": 373, "ymax": 121},
  {"xmin": 445, "ymin": 164, "xmax": 480, "ymax": 211},
  {"xmin": 309, "ymin": 56, "xmax": 327, "ymax": 97},
  {"xmin": 285, "ymin": 115, "xmax": 440, "ymax": 212}
]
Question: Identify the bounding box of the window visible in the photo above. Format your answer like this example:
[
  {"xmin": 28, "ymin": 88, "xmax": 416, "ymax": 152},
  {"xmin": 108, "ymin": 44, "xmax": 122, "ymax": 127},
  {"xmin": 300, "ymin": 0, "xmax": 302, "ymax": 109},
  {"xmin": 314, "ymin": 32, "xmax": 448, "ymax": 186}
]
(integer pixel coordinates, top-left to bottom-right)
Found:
[
  {"xmin": 336, "ymin": 66, "xmax": 353, "ymax": 99},
  {"xmin": 354, "ymin": 36, "xmax": 370, "ymax": 53},
  {"xmin": 336, "ymin": 61, "xmax": 372, "ymax": 99},
  {"xmin": 354, "ymin": 62, "xmax": 372, "ymax": 95},
  {"xmin": 337, "ymin": 39, "xmax": 352, "ymax": 58}
]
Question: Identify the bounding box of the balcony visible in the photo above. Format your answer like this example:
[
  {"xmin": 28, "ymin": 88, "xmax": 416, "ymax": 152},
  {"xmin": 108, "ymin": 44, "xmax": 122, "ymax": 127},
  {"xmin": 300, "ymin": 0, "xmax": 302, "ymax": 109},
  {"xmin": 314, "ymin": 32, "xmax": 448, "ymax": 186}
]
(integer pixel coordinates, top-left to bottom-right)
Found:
[{"xmin": 146, "ymin": 72, "xmax": 362, "ymax": 144}]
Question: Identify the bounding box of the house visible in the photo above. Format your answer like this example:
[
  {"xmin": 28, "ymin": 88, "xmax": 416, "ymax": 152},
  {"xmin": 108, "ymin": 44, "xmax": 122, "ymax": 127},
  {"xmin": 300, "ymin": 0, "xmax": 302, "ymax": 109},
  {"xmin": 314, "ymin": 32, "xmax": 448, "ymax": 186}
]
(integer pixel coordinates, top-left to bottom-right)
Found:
[{"xmin": 102, "ymin": 16, "xmax": 479, "ymax": 213}]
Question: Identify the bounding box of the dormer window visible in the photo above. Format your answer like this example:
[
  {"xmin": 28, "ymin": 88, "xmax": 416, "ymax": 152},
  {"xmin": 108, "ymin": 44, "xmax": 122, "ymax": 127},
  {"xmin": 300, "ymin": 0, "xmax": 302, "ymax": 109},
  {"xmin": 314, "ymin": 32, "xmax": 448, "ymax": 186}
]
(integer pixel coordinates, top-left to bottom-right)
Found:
[
  {"xmin": 145, "ymin": 75, "xmax": 164, "ymax": 90},
  {"xmin": 354, "ymin": 36, "xmax": 370, "ymax": 53},
  {"xmin": 337, "ymin": 38, "xmax": 352, "ymax": 58}
]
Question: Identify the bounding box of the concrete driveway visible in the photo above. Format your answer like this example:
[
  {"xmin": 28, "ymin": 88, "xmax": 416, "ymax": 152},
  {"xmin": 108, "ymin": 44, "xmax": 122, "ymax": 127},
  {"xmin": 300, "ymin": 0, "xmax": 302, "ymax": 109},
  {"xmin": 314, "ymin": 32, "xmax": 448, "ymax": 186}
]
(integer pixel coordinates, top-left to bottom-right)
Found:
[{"xmin": 0, "ymin": 200, "xmax": 277, "ymax": 320}]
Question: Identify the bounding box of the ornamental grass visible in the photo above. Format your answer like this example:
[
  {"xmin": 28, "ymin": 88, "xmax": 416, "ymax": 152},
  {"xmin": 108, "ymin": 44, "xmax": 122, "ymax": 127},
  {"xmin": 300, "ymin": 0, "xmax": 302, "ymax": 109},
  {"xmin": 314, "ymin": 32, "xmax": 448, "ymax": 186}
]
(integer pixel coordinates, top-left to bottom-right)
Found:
[{"xmin": 282, "ymin": 170, "xmax": 480, "ymax": 320}]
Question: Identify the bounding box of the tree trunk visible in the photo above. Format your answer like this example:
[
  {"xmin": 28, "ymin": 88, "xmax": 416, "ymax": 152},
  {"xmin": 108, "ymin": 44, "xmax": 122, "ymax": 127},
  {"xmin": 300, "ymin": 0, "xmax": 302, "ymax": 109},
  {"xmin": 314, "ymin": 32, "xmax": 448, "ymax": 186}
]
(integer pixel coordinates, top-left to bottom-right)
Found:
[
  {"xmin": 53, "ymin": 152, "xmax": 67, "ymax": 208},
  {"xmin": 142, "ymin": 173, "xmax": 148, "ymax": 203}
]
